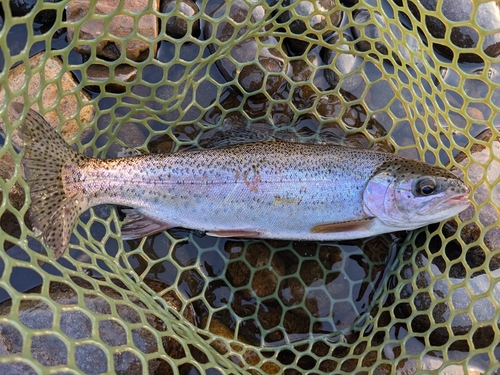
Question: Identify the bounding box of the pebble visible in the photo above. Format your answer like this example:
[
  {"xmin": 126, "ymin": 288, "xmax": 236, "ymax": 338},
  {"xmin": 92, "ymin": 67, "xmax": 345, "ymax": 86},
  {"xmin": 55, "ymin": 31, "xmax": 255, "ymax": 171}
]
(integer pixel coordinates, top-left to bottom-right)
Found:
[
  {"xmin": 85, "ymin": 63, "xmax": 137, "ymax": 93},
  {"xmin": 277, "ymin": 0, "xmax": 343, "ymax": 56},
  {"xmin": 106, "ymin": 121, "xmax": 148, "ymax": 158},
  {"xmin": 385, "ymin": 337, "xmax": 489, "ymax": 374},
  {"xmin": 321, "ymin": 33, "xmax": 364, "ymax": 91},
  {"xmin": 0, "ymin": 153, "xmax": 27, "ymax": 251},
  {"xmin": 189, "ymin": 235, "xmax": 399, "ymax": 347},
  {"xmin": 205, "ymin": 0, "xmax": 287, "ymax": 96},
  {"xmin": 397, "ymin": 238, "xmax": 499, "ymax": 353},
  {"xmin": 452, "ymin": 128, "xmax": 500, "ymax": 251},
  {"xmin": 161, "ymin": 0, "xmax": 200, "ymax": 39},
  {"xmin": 351, "ymin": 8, "xmax": 388, "ymax": 56},
  {"xmin": 66, "ymin": 0, "xmax": 159, "ymax": 61},
  {"xmin": 287, "ymin": 53, "xmax": 320, "ymax": 83},
  {"xmin": 406, "ymin": 0, "xmax": 500, "ymax": 62},
  {"xmin": 0, "ymin": 52, "xmax": 95, "ymax": 149},
  {"xmin": 0, "ymin": 277, "xmax": 195, "ymax": 373}
]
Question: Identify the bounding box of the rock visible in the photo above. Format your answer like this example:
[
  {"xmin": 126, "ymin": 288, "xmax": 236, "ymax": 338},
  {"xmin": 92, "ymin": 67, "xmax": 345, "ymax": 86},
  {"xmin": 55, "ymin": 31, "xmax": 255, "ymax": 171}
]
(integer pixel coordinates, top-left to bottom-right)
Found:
[
  {"xmin": 406, "ymin": 0, "xmax": 500, "ymax": 62},
  {"xmin": 396, "ymin": 194, "xmax": 499, "ymax": 352},
  {"xmin": 277, "ymin": 0, "xmax": 343, "ymax": 56},
  {"xmin": 452, "ymin": 128, "xmax": 500, "ymax": 251},
  {"xmin": 161, "ymin": 0, "xmax": 200, "ymax": 39},
  {"xmin": 147, "ymin": 133, "xmax": 176, "ymax": 154},
  {"xmin": 66, "ymin": 0, "xmax": 159, "ymax": 61},
  {"xmin": 85, "ymin": 63, "xmax": 137, "ymax": 93},
  {"xmin": 385, "ymin": 337, "xmax": 490, "ymax": 374},
  {"xmin": 287, "ymin": 53, "xmax": 320, "ymax": 83},
  {"xmin": 351, "ymin": 8, "xmax": 388, "ymax": 56},
  {"xmin": 205, "ymin": 0, "xmax": 287, "ymax": 97},
  {"xmin": 476, "ymin": 2, "xmax": 500, "ymax": 58},
  {"xmin": 0, "ymin": 153, "xmax": 28, "ymax": 250},
  {"xmin": 0, "ymin": 52, "xmax": 95, "ymax": 150},
  {"xmin": 106, "ymin": 121, "xmax": 147, "ymax": 158},
  {"xmin": 0, "ymin": 277, "xmax": 194, "ymax": 374},
  {"xmin": 321, "ymin": 34, "xmax": 364, "ymax": 92}
]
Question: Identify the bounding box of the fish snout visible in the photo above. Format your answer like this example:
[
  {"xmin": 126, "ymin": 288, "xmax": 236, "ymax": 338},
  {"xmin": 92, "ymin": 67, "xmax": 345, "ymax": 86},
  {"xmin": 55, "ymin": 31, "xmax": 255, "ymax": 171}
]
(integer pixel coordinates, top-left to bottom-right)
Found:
[{"xmin": 446, "ymin": 179, "xmax": 471, "ymax": 204}]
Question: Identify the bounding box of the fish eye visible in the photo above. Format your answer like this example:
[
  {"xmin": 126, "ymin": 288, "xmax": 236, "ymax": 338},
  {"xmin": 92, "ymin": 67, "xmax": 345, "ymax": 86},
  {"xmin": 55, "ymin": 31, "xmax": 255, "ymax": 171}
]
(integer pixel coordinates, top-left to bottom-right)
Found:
[{"xmin": 416, "ymin": 178, "xmax": 436, "ymax": 196}]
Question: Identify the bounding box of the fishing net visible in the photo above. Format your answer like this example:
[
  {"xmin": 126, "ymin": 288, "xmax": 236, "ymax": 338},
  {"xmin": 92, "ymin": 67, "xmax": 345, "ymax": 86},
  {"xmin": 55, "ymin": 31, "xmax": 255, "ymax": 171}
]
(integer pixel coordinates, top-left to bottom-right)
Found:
[{"xmin": 0, "ymin": 0, "xmax": 499, "ymax": 373}]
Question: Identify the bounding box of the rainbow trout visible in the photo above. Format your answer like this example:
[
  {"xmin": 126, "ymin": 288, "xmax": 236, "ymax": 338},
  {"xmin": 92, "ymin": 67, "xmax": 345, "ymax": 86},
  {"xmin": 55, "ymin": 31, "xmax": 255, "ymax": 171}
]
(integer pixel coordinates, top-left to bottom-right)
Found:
[{"xmin": 17, "ymin": 104, "xmax": 471, "ymax": 259}]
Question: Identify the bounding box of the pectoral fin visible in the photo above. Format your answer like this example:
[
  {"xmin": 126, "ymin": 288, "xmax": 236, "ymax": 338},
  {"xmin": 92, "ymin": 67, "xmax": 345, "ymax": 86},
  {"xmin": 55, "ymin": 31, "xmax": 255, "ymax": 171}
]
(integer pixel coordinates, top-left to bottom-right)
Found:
[
  {"xmin": 207, "ymin": 230, "xmax": 261, "ymax": 238},
  {"xmin": 310, "ymin": 218, "xmax": 375, "ymax": 233},
  {"xmin": 121, "ymin": 209, "xmax": 173, "ymax": 239}
]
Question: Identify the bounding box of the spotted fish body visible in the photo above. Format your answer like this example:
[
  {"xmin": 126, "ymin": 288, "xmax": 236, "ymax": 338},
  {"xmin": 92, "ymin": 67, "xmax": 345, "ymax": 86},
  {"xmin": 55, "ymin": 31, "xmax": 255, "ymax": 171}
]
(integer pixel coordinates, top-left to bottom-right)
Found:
[{"xmin": 17, "ymin": 104, "xmax": 471, "ymax": 259}]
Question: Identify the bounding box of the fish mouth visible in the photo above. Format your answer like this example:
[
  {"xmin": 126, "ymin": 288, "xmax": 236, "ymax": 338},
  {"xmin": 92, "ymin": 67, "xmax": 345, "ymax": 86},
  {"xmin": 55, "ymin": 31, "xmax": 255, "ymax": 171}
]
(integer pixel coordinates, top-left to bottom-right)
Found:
[
  {"xmin": 433, "ymin": 193, "xmax": 471, "ymax": 213},
  {"xmin": 424, "ymin": 193, "xmax": 470, "ymax": 215},
  {"xmin": 444, "ymin": 193, "xmax": 470, "ymax": 203}
]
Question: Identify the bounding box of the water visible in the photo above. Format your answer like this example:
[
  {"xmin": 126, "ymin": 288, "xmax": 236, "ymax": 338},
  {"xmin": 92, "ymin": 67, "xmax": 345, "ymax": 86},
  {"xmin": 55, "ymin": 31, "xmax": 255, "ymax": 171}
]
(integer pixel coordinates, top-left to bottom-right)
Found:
[{"xmin": 0, "ymin": 0, "xmax": 494, "ymax": 369}]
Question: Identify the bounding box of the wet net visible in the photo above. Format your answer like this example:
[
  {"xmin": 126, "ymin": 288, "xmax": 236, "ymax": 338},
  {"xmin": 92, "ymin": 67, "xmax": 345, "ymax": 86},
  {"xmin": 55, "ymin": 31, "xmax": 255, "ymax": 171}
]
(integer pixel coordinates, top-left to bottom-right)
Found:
[{"xmin": 0, "ymin": 0, "xmax": 499, "ymax": 373}]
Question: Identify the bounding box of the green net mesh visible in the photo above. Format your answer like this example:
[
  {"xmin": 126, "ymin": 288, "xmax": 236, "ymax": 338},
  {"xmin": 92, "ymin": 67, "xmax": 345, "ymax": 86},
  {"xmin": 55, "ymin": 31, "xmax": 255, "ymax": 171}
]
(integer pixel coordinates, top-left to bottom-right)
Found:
[{"xmin": 0, "ymin": 0, "xmax": 499, "ymax": 373}]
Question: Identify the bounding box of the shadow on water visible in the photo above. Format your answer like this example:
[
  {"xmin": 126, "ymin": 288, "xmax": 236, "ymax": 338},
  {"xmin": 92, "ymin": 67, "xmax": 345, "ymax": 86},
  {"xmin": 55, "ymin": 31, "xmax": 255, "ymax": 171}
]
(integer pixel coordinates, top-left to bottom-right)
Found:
[{"xmin": 124, "ymin": 229, "xmax": 405, "ymax": 347}]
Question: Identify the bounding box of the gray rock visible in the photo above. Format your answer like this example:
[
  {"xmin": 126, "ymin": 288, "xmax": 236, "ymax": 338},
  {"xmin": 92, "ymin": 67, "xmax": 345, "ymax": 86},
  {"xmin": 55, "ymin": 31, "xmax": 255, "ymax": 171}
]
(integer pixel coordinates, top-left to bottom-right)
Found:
[
  {"xmin": 278, "ymin": 0, "xmax": 343, "ymax": 56},
  {"xmin": 162, "ymin": 0, "xmax": 200, "ymax": 39},
  {"xmin": 205, "ymin": 0, "xmax": 287, "ymax": 96},
  {"xmin": 351, "ymin": 8, "xmax": 388, "ymax": 55},
  {"xmin": 453, "ymin": 128, "xmax": 500, "ymax": 251},
  {"xmin": 410, "ymin": 0, "xmax": 500, "ymax": 62},
  {"xmin": 0, "ymin": 277, "xmax": 195, "ymax": 374},
  {"xmin": 321, "ymin": 34, "xmax": 364, "ymax": 92}
]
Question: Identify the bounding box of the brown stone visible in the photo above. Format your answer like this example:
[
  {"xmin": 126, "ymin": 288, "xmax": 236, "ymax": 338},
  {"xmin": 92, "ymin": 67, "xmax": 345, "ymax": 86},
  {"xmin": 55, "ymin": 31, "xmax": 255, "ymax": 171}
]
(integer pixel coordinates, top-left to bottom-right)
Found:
[
  {"xmin": 66, "ymin": 0, "xmax": 159, "ymax": 61},
  {"xmin": 0, "ymin": 52, "xmax": 94, "ymax": 149},
  {"xmin": 0, "ymin": 153, "xmax": 27, "ymax": 250}
]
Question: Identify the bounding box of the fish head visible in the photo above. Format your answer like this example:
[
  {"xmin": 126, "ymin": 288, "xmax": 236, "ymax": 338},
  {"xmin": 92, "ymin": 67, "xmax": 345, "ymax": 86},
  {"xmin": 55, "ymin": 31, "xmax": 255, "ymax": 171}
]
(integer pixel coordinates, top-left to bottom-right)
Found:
[{"xmin": 363, "ymin": 159, "xmax": 471, "ymax": 229}]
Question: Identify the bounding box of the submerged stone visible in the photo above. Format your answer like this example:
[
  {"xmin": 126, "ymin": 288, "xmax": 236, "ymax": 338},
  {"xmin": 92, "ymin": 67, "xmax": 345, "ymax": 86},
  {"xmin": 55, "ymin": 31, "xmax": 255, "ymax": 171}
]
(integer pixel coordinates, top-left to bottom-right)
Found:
[
  {"xmin": 66, "ymin": 0, "xmax": 159, "ymax": 61},
  {"xmin": 205, "ymin": 0, "xmax": 287, "ymax": 97},
  {"xmin": 277, "ymin": 0, "xmax": 343, "ymax": 56},
  {"xmin": 401, "ymin": 0, "xmax": 500, "ymax": 62},
  {"xmin": 162, "ymin": 0, "xmax": 200, "ymax": 39},
  {"xmin": 85, "ymin": 63, "xmax": 138, "ymax": 93},
  {"xmin": 321, "ymin": 33, "xmax": 364, "ymax": 92},
  {"xmin": 351, "ymin": 8, "xmax": 388, "ymax": 56},
  {"xmin": 0, "ymin": 52, "xmax": 94, "ymax": 149},
  {"xmin": 0, "ymin": 277, "xmax": 195, "ymax": 374}
]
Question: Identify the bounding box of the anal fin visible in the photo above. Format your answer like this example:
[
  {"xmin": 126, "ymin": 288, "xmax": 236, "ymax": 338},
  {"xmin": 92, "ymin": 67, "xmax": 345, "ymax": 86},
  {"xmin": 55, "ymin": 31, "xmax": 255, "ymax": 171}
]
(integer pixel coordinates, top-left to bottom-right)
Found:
[
  {"xmin": 310, "ymin": 218, "xmax": 375, "ymax": 234},
  {"xmin": 207, "ymin": 230, "xmax": 261, "ymax": 238},
  {"xmin": 121, "ymin": 208, "xmax": 172, "ymax": 239}
]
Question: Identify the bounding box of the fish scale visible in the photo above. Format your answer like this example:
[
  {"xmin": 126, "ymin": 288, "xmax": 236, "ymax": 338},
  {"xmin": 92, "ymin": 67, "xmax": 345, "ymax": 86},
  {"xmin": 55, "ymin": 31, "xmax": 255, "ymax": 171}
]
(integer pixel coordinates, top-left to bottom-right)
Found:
[
  {"xmin": 78, "ymin": 143, "xmax": 390, "ymax": 224},
  {"xmin": 15, "ymin": 103, "xmax": 470, "ymax": 259}
]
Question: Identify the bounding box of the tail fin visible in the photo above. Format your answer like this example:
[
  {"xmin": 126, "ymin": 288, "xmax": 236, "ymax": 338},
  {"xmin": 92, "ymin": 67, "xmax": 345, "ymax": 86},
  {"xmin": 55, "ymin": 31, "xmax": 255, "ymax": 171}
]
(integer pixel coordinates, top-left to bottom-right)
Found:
[{"xmin": 13, "ymin": 103, "xmax": 89, "ymax": 259}]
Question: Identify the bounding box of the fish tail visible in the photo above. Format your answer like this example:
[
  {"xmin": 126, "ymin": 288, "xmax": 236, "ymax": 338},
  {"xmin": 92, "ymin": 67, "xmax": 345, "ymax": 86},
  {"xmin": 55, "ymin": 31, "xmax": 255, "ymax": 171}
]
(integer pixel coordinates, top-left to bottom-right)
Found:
[{"xmin": 13, "ymin": 103, "xmax": 89, "ymax": 259}]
